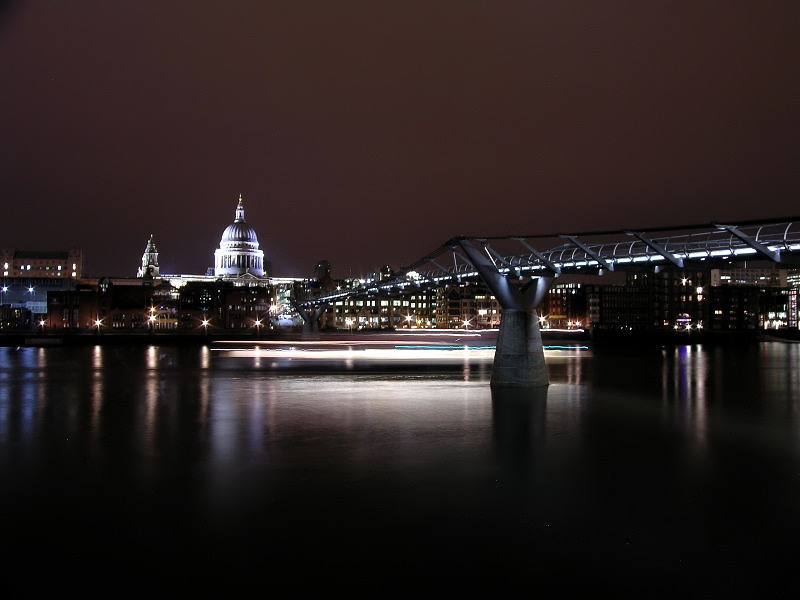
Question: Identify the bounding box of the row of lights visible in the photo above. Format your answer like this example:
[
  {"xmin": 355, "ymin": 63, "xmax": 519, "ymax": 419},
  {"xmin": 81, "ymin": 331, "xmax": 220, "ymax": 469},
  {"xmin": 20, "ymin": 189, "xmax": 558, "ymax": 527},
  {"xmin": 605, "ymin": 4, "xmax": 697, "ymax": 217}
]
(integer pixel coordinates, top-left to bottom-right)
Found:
[
  {"xmin": 673, "ymin": 323, "xmax": 704, "ymax": 331},
  {"xmin": 88, "ymin": 317, "xmax": 216, "ymax": 330}
]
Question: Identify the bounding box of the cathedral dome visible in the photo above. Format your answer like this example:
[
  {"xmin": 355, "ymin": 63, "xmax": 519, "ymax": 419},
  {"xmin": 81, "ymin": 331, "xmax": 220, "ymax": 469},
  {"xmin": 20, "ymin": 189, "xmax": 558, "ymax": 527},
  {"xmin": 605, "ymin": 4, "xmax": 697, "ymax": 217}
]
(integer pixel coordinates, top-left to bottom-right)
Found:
[
  {"xmin": 220, "ymin": 221, "xmax": 259, "ymax": 245},
  {"xmin": 213, "ymin": 194, "xmax": 266, "ymax": 277}
]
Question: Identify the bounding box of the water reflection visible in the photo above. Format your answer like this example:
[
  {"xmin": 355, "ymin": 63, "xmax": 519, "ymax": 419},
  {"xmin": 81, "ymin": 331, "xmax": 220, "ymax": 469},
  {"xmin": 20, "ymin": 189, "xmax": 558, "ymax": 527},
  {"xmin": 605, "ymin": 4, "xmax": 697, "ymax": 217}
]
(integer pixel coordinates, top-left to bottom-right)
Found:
[
  {"xmin": 491, "ymin": 385, "xmax": 549, "ymax": 456},
  {"xmin": 90, "ymin": 346, "xmax": 104, "ymax": 435},
  {"xmin": 662, "ymin": 345, "xmax": 708, "ymax": 447}
]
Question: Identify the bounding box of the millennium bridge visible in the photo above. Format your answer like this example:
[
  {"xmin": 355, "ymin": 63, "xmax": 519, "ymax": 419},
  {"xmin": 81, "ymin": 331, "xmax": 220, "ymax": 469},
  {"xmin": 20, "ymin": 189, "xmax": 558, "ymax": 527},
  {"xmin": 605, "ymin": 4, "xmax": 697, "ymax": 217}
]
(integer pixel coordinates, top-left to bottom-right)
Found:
[{"xmin": 297, "ymin": 217, "xmax": 800, "ymax": 387}]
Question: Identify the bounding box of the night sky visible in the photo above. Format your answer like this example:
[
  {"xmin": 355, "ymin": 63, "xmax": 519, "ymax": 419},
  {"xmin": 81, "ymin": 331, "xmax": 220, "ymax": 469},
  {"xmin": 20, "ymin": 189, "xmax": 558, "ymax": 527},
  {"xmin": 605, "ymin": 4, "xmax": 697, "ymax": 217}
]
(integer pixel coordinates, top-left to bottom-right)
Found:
[{"xmin": 1, "ymin": 1, "xmax": 798, "ymax": 278}]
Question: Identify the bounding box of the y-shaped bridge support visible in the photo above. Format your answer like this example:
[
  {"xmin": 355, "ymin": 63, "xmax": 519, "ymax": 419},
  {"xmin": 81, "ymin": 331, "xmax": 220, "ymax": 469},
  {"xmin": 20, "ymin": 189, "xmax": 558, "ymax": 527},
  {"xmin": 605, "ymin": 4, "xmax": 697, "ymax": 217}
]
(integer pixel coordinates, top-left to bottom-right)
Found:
[
  {"xmin": 457, "ymin": 240, "xmax": 553, "ymax": 387},
  {"xmin": 291, "ymin": 299, "xmax": 329, "ymax": 334}
]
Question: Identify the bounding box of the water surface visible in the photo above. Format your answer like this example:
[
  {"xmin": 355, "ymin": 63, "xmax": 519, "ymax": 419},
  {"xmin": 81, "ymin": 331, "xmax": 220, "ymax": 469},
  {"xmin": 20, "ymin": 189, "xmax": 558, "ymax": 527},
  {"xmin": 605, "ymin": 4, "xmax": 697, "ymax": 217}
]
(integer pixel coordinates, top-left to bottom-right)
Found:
[{"xmin": 1, "ymin": 341, "xmax": 799, "ymax": 595}]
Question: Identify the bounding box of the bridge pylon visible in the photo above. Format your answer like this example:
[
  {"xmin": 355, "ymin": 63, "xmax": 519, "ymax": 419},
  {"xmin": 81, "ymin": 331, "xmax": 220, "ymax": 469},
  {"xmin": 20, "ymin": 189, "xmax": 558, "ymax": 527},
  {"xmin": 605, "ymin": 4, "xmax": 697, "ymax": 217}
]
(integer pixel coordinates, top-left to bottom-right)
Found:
[
  {"xmin": 457, "ymin": 240, "xmax": 552, "ymax": 387},
  {"xmin": 291, "ymin": 299, "xmax": 328, "ymax": 335}
]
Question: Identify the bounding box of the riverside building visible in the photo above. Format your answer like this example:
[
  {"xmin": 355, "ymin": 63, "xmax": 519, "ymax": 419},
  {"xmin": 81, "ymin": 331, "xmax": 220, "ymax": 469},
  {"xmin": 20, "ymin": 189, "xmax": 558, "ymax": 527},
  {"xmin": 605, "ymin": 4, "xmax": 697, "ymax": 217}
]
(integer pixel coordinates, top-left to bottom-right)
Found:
[{"xmin": 43, "ymin": 194, "xmax": 308, "ymax": 331}]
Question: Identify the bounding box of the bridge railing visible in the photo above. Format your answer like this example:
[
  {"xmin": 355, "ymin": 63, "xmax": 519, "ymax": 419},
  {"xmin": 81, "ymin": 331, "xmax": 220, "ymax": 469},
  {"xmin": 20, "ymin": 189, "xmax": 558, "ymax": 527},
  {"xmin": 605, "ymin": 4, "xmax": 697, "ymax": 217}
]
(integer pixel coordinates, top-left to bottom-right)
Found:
[{"xmin": 301, "ymin": 217, "xmax": 800, "ymax": 306}]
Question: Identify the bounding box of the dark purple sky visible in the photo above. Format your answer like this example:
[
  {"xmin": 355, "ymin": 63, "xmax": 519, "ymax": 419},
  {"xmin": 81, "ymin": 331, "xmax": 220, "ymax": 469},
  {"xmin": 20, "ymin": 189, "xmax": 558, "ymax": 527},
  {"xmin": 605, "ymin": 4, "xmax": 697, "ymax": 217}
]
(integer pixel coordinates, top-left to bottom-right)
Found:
[{"xmin": 1, "ymin": 1, "xmax": 798, "ymax": 278}]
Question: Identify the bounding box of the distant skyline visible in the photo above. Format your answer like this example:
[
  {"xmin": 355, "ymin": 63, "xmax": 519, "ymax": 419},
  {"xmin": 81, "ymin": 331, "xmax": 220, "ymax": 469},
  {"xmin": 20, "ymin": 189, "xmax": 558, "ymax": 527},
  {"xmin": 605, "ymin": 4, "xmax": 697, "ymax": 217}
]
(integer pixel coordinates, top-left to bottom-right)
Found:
[{"xmin": 2, "ymin": 1, "xmax": 799, "ymax": 278}]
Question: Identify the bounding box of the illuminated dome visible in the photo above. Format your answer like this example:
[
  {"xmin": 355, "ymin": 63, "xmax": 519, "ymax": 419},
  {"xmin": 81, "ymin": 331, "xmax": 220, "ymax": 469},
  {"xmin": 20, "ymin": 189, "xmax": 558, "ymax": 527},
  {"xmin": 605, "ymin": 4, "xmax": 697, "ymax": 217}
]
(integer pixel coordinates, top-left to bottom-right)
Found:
[
  {"xmin": 214, "ymin": 194, "xmax": 266, "ymax": 277},
  {"xmin": 220, "ymin": 204, "xmax": 259, "ymax": 246},
  {"xmin": 221, "ymin": 222, "xmax": 258, "ymax": 245}
]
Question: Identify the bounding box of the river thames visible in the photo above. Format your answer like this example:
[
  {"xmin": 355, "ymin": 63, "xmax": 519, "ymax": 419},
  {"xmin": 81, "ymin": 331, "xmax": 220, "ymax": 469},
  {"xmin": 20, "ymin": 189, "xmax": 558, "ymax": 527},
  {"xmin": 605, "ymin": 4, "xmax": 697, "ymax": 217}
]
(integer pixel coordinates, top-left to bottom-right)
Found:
[{"xmin": 2, "ymin": 336, "xmax": 799, "ymax": 595}]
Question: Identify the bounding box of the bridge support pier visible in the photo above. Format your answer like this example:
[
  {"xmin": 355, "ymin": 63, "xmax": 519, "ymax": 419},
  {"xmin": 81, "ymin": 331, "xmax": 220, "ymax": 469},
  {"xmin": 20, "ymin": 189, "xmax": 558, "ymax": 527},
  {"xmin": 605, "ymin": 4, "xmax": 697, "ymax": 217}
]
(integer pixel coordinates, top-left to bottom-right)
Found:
[
  {"xmin": 493, "ymin": 308, "xmax": 549, "ymax": 387},
  {"xmin": 457, "ymin": 240, "xmax": 553, "ymax": 387},
  {"xmin": 292, "ymin": 300, "xmax": 328, "ymax": 335}
]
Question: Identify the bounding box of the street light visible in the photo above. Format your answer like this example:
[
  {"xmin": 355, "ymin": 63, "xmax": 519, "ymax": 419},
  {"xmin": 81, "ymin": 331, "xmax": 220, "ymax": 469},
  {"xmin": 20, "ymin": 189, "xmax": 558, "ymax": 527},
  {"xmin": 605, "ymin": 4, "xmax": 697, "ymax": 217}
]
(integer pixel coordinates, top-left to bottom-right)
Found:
[
  {"xmin": 462, "ymin": 318, "xmax": 471, "ymax": 329},
  {"xmin": 94, "ymin": 318, "xmax": 102, "ymax": 335},
  {"xmin": 202, "ymin": 318, "xmax": 210, "ymax": 336},
  {"xmin": 405, "ymin": 314, "xmax": 414, "ymax": 328},
  {"xmin": 254, "ymin": 318, "xmax": 262, "ymax": 336}
]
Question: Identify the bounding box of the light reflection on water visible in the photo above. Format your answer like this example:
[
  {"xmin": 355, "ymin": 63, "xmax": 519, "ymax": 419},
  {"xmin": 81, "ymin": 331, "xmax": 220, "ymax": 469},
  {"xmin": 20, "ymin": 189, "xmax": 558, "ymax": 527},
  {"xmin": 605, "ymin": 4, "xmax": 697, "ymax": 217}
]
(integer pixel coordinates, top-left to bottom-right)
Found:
[
  {"xmin": 1, "ymin": 341, "xmax": 798, "ymax": 462},
  {"xmin": 1, "ymin": 341, "xmax": 800, "ymax": 593}
]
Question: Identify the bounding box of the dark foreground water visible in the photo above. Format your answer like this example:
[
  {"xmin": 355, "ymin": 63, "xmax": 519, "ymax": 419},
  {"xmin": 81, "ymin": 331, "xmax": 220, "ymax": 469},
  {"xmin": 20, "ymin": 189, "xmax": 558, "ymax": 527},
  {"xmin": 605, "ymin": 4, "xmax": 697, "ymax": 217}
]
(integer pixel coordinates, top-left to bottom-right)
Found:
[{"xmin": 2, "ymin": 339, "xmax": 800, "ymax": 596}]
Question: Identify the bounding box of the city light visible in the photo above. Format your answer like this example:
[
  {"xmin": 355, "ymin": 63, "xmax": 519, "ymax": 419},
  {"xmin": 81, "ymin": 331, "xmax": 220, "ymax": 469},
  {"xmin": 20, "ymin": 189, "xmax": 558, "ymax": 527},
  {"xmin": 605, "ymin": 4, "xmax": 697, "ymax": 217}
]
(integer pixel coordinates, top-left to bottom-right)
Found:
[
  {"xmin": 149, "ymin": 315, "xmax": 156, "ymax": 323},
  {"xmin": 1, "ymin": 286, "xmax": 7, "ymax": 292},
  {"xmin": 202, "ymin": 319, "xmax": 209, "ymax": 327},
  {"xmin": 94, "ymin": 319, "xmax": 103, "ymax": 328},
  {"xmin": 39, "ymin": 320, "xmax": 45, "ymax": 327},
  {"xmin": 28, "ymin": 286, "xmax": 34, "ymax": 293}
]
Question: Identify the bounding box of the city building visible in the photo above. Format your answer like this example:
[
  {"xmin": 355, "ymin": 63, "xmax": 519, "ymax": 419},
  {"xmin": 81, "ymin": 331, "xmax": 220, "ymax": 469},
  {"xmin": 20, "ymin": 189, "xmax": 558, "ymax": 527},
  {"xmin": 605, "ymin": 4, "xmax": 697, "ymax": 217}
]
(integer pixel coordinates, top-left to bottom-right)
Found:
[
  {"xmin": 213, "ymin": 195, "xmax": 266, "ymax": 277},
  {"xmin": 47, "ymin": 278, "xmax": 275, "ymax": 331},
  {"xmin": 435, "ymin": 282, "xmax": 499, "ymax": 329},
  {"xmin": 1, "ymin": 248, "xmax": 83, "ymax": 279},
  {"xmin": 1, "ymin": 248, "xmax": 85, "ymax": 324},
  {"xmin": 542, "ymin": 283, "xmax": 587, "ymax": 330}
]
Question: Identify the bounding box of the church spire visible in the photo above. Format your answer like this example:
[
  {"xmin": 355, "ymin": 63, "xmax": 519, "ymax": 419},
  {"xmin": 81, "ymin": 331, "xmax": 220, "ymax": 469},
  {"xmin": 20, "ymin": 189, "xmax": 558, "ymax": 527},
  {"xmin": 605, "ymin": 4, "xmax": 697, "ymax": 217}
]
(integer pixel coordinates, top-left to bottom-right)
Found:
[
  {"xmin": 137, "ymin": 233, "xmax": 160, "ymax": 278},
  {"xmin": 234, "ymin": 193, "xmax": 245, "ymax": 223}
]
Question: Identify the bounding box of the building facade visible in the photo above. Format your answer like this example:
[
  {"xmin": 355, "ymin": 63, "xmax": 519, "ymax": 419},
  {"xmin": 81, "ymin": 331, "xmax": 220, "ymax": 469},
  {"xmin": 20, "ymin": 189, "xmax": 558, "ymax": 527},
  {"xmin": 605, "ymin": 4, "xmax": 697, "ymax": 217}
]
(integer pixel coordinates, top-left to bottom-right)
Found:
[{"xmin": 2, "ymin": 248, "xmax": 82, "ymax": 279}]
